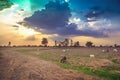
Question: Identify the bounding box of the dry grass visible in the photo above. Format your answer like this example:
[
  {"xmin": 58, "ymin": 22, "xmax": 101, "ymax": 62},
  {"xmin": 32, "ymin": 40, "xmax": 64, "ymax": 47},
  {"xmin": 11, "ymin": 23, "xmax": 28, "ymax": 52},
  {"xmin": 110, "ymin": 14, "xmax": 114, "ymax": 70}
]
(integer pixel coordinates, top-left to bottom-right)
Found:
[
  {"xmin": 0, "ymin": 48, "xmax": 98, "ymax": 80},
  {"xmin": 0, "ymin": 47, "xmax": 120, "ymax": 80},
  {"xmin": 14, "ymin": 47, "xmax": 120, "ymax": 67}
]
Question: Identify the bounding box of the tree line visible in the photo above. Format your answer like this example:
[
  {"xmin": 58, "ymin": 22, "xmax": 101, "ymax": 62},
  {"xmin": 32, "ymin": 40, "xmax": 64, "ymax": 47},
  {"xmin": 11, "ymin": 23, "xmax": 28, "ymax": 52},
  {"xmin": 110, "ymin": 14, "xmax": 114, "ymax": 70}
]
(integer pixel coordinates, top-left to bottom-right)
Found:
[
  {"xmin": 41, "ymin": 38, "xmax": 120, "ymax": 48},
  {"xmin": 3, "ymin": 38, "xmax": 120, "ymax": 48},
  {"xmin": 41, "ymin": 38, "xmax": 93, "ymax": 47}
]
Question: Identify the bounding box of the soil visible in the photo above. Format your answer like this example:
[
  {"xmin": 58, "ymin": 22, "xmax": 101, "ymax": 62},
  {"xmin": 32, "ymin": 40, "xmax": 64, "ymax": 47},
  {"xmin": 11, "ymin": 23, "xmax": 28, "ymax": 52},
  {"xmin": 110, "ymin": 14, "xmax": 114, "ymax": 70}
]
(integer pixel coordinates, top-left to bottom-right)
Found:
[{"xmin": 0, "ymin": 52, "xmax": 100, "ymax": 80}]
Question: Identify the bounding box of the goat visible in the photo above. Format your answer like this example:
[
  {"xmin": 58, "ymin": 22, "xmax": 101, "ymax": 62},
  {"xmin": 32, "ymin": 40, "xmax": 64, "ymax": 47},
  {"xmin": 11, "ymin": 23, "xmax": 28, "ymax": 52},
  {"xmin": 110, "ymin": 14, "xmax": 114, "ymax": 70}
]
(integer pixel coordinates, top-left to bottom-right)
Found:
[
  {"xmin": 60, "ymin": 56, "xmax": 67, "ymax": 63},
  {"xmin": 62, "ymin": 49, "xmax": 66, "ymax": 52},
  {"xmin": 102, "ymin": 50, "xmax": 105, "ymax": 53},
  {"xmin": 102, "ymin": 49, "xmax": 109, "ymax": 53},
  {"xmin": 90, "ymin": 54, "xmax": 95, "ymax": 58},
  {"xmin": 113, "ymin": 49, "xmax": 118, "ymax": 53}
]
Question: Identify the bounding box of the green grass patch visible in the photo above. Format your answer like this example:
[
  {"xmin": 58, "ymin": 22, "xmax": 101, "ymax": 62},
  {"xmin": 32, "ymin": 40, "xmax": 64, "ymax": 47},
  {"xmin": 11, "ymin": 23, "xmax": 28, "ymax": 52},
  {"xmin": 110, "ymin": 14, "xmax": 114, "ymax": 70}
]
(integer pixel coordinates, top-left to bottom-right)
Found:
[
  {"xmin": 111, "ymin": 59, "xmax": 119, "ymax": 64},
  {"xmin": 58, "ymin": 63, "xmax": 120, "ymax": 80},
  {"xmin": 103, "ymin": 66, "xmax": 120, "ymax": 71},
  {"xmin": 112, "ymin": 59, "xmax": 117, "ymax": 63}
]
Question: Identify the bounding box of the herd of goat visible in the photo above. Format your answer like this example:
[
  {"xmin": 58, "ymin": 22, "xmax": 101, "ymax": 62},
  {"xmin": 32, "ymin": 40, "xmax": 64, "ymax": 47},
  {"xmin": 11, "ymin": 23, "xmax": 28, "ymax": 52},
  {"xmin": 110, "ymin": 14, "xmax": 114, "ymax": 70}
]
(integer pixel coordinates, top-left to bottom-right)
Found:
[{"xmin": 60, "ymin": 48, "xmax": 120, "ymax": 63}]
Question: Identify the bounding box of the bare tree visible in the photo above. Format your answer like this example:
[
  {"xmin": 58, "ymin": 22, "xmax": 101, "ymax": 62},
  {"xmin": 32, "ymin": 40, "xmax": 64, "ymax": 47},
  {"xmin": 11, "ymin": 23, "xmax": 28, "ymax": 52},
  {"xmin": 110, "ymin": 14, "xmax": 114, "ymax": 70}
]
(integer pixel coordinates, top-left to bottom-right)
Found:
[
  {"xmin": 70, "ymin": 39, "xmax": 73, "ymax": 47},
  {"xmin": 54, "ymin": 40, "xmax": 57, "ymax": 47},
  {"xmin": 8, "ymin": 41, "xmax": 11, "ymax": 46}
]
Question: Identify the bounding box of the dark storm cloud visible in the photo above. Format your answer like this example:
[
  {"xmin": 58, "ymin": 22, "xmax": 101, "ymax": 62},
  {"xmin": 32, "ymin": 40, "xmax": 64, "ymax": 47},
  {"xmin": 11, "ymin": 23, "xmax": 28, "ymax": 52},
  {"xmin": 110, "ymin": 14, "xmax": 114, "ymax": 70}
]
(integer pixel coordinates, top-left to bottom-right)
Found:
[
  {"xmin": 56, "ymin": 23, "xmax": 107, "ymax": 37},
  {"xmin": 94, "ymin": 13, "xmax": 120, "ymax": 31},
  {"xmin": 85, "ymin": 10, "xmax": 104, "ymax": 18},
  {"xmin": 69, "ymin": 0, "xmax": 120, "ymax": 12},
  {"xmin": 25, "ymin": 1, "xmax": 71, "ymax": 29},
  {"xmin": 29, "ymin": 0, "xmax": 52, "ymax": 11},
  {"xmin": 70, "ymin": 0, "xmax": 120, "ymax": 21},
  {"xmin": 24, "ymin": 0, "xmax": 109, "ymax": 37},
  {"xmin": 29, "ymin": 0, "xmax": 67, "ymax": 11}
]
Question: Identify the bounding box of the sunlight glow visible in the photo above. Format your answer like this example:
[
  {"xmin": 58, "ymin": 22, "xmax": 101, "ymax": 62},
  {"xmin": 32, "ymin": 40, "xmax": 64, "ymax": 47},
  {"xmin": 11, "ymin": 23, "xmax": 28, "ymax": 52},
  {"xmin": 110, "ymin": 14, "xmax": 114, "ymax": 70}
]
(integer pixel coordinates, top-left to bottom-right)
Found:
[
  {"xmin": 69, "ymin": 18, "xmax": 80, "ymax": 24},
  {"xmin": 18, "ymin": 26, "xmax": 38, "ymax": 36},
  {"xmin": 0, "ymin": 4, "xmax": 24, "ymax": 25},
  {"xmin": 65, "ymin": 0, "xmax": 69, "ymax": 2}
]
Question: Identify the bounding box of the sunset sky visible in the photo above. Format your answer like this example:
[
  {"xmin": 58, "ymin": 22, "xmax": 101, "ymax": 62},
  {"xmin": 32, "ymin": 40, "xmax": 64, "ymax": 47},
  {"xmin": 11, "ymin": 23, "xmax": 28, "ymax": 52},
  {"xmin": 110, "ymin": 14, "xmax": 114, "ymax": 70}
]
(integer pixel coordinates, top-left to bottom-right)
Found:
[{"xmin": 0, "ymin": 0, "xmax": 120, "ymax": 46}]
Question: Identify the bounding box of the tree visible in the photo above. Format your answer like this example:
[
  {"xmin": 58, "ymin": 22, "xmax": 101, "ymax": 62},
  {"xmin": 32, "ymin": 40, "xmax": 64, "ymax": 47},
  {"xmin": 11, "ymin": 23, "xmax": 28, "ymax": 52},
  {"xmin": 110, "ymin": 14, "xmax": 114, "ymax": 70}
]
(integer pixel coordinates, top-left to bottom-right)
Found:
[
  {"xmin": 8, "ymin": 41, "xmax": 11, "ymax": 46},
  {"xmin": 60, "ymin": 41, "xmax": 64, "ymax": 47},
  {"xmin": 86, "ymin": 41, "xmax": 93, "ymax": 47},
  {"xmin": 54, "ymin": 40, "xmax": 57, "ymax": 47},
  {"xmin": 114, "ymin": 44, "xmax": 117, "ymax": 47},
  {"xmin": 64, "ymin": 38, "xmax": 69, "ymax": 47},
  {"xmin": 41, "ymin": 38, "xmax": 48, "ymax": 47},
  {"xmin": 74, "ymin": 41, "xmax": 80, "ymax": 47},
  {"xmin": 70, "ymin": 39, "xmax": 73, "ymax": 47}
]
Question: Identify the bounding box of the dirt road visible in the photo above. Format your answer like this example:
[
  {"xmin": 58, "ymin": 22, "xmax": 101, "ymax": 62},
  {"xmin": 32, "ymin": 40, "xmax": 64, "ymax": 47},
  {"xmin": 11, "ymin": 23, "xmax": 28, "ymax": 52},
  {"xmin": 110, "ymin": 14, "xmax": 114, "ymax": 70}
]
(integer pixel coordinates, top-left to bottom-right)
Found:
[{"xmin": 0, "ymin": 49, "xmax": 99, "ymax": 80}]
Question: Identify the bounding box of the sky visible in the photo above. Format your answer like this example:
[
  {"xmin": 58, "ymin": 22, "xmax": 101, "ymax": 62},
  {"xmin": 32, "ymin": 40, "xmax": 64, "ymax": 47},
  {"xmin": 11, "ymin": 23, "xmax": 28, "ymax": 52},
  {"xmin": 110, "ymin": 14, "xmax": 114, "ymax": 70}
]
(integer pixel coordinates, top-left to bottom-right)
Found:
[{"xmin": 0, "ymin": 0, "xmax": 120, "ymax": 46}]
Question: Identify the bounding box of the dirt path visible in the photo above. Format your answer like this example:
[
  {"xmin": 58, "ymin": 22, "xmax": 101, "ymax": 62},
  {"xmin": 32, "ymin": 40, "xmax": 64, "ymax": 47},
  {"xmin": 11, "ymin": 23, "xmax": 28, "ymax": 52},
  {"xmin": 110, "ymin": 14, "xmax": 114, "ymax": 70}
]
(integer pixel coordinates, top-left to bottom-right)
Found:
[{"xmin": 0, "ymin": 51, "xmax": 100, "ymax": 80}]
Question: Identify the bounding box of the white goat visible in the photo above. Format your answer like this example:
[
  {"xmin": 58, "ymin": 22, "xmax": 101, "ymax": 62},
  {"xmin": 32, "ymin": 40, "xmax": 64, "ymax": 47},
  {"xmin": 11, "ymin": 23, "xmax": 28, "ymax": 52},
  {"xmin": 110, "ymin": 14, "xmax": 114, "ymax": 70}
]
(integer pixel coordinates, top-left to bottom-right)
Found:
[
  {"xmin": 113, "ymin": 49, "xmax": 118, "ymax": 53},
  {"xmin": 102, "ymin": 50, "xmax": 105, "ymax": 53},
  {"xmin": 90, "ymin": 54, "xmax": 95, "ymax": 58},
  {"xmin": 62, "ymin": 49, "xmax": 66, "ymax": 52},
  {"xmin": 102, "ymin": 49, "xmax": 109, "ymax": 53}
]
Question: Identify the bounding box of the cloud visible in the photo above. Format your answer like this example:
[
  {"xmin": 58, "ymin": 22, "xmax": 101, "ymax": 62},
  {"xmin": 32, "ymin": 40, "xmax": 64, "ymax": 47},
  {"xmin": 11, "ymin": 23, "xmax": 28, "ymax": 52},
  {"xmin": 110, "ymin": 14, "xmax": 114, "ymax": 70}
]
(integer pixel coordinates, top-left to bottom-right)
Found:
[
  {"xmin": 52, "ymin": 23, "xmax": 107, "ymax": 37},
  {"xmin": 30, "ymin": 0, "xmax": 52, "ymax": 11},
  {"xmin": 79, "ymin": 1, "xmax": 120, "ymax": 34},
  {"xmin": 85, "ymin": 11, "xmax": 104, "ymax": 19},
  {"xmin": 24, "ymin": 0, "xmax": 109, "ymax": 38},
  {"xmin": 25, "ymin": 35, "xmax": 37, "ymax": 41},
  {"xmin": 70, "ymin": 0, "xmax": 120, "ymax": 22},
  {"xmin": 25, "ymin": 1, "xmax": 71, "ymax": 29},
  {"xmin": 0, "ymin": 0, "xmax": 13, "ymax": 11}
]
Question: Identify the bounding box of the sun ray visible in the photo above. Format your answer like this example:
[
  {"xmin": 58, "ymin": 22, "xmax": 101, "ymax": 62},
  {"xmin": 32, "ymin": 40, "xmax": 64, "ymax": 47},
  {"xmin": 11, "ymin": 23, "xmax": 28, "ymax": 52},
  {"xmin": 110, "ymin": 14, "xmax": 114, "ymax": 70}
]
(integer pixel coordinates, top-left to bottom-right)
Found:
[{"xmin": 17, "ymin": 26, "xmax": 38, "ymax": 36}]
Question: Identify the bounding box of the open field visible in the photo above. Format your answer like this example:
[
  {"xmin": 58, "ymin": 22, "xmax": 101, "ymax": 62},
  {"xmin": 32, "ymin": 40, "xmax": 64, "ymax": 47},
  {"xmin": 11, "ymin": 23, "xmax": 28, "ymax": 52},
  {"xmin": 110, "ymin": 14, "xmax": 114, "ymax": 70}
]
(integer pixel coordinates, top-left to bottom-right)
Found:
[{"xmin": 0, "ymin": 47, "xmax": 120, "ymax": 80}]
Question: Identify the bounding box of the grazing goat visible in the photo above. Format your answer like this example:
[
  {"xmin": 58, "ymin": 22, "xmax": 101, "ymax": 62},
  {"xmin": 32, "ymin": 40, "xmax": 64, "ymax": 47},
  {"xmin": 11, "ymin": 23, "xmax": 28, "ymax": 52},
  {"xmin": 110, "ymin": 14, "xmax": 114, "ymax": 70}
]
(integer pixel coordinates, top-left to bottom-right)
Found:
[
  {"xmin": 113, "ymin": 49, "xmax": 118, "ymax": 53},
  {"xmin": 90, "ymin": 54, "xmax": 95, "ymax": 58},
  {"xmin": 62, "ymin": 49, "xmax": 66, "ymax": 52},
  {"xmin": 102, "ymin": 50, "xmax": 105, "ymax": 53},
  {"xmin": 60, "ymin": 56, "xmax": 67, "ymax": 63},
  {"xmin": 102, "ymin": 49, "xmax": 109, "ymax": 53}
]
